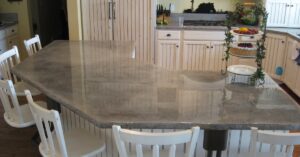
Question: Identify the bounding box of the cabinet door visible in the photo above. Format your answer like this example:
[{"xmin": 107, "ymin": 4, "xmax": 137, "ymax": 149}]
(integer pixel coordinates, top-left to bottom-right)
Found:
[
  {"xmin": 81, "ymin": 0, "xmax": 112, "ymax": 40},
  {"xmin": 266, "ymin": 0, "xmax": 290, "ymax": 27},
  {"xmin": 156, "ymin": 40, "xmax": 180, "ymax": 70},
  {"xmin": 288, "ymin": 1, "xmax": 300, "ymax": 27},
  {"xmin": 284, "ymin": 38, "xmax": 298, "ymax": 89},
  {"xmin": 113, "ymin": 0, "xmax": 154, "ymax": 64},
  {"xmin": 263, "ymin": 33, "xmax": 286, "ymax": 80},
  {"xmin": 0, "ymin": 39, "xmax": 6, "ymax": 54},
  {"xmin": 209, "ymin": 41, "xmax": 226, "ymax": 72},
  {"xmin": 295, "ymin": 66, "xmax": 300, "ymax": 97},
  {"xmin": 6, "ymin": 35, "xmax": 19, "ymax": 49},
  {"xmin": 182, "ymin": 41, "xmax": 210, "ymax": 71}
]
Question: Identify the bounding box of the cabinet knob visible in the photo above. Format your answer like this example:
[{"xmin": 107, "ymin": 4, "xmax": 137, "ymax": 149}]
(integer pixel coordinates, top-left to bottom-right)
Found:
[
  {"xmin": 207, "ymin": 46, "xmax": 210, "ymax": 48},
  {"xmin": 211, "ymin": 46, "xmax": 214, "ymax": 49},
  {"xmin": 286, "ymin": 4, "xmax": 290, "ymax": 7},
  {"xmin": 176, "ymin": 45, "xmax": 179, "ymax": 48},
  {"xmin": 11, "ymin": 29, "xmax": 15, "ymax": 33},
  {"xmin": 281, "ymin": 41, "xmax": 285, "ymax": 44},
  {"xmin": 166, "ymin": 34, "xmax": 171, "ymax": 37},
  {"xmin": 291, "ymin": 5, "xmax": 294, "ymax": 7}
]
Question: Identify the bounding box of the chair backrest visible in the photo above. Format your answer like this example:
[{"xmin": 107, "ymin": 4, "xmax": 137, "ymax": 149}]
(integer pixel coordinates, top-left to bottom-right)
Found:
[
  {"xmin": 25, "ymin": 90, "xmax": 68, "ymax": 157},
  {"xmin": 0, "ymin": 46, "xmax": 21, "ymax": 83},
  {"xmin": 0, "ymin": 80, "xmax": 23, "ymax": 123},
  {"xmin": 24, "ymin": 34, "xmax": 42, "ymax": 56},
  {"xmin": 113, "ymin": 125, "xmax": 200, "ymax": 157},
  {"xmin": 249, "ymin": 127, "xmax": 300, "ymax": 157}
]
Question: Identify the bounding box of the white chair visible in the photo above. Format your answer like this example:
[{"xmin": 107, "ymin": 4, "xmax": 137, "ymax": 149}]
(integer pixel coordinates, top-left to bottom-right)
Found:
[
  {"xmin": 239, "ymin": 127, "xmax": 300, "ymax": 157},
  {"xmin": 0, "ymin": 80, "xmax": 46, "ymax": 128},
  {"xmin": 0, "ymin": 46, "xmax": 41, "ymax": 96},
  {"xmin": 112, "ymin": 125, "xmax": 200, "ymax": 157},
  {"xmin": 24, "ymin": 34, "xmax": 42, "ymax": 56},
  {"xmin": 25, "ymin": 90, "xmax": 106, "ymax": 157}
]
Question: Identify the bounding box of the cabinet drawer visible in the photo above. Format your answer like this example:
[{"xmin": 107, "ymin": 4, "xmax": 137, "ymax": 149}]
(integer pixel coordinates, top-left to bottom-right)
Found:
[
  {"xmin": 5, "ymin": 25, "xmax": 18, "ymax": 37},
  {"xmin": 157, "ymin": 30, "xmax": 181, "ymax": 40},
  {"xmin": 184, "ymin": 31, "xmax": 225, "ymax": 40},
  {"xmin": 0, "ymin": 30, "xmax": 5, "ymax": 40},
  {"xmin": 0, "ymin": 39, "xmax": 7, "ymax": 54}
]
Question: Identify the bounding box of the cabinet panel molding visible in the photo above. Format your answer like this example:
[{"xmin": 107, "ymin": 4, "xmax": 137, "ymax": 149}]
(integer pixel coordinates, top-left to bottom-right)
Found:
[
  {"xmin": 81, "ymin": 0, "xmax": 154, "ymax": 64},
  {"xmin": 263, "ymin": 33, "xmax": 287, "ymax": 80},
  {"xmin": 156, "ymin": 40, "xmax": 180, "ymax": 71},
  {"xmin": 283, "ymin": 38, "xmax": 298, "ymax": 89}
]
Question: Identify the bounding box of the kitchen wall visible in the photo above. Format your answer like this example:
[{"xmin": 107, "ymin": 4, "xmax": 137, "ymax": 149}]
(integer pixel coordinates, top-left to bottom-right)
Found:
[
  {"xmin": 158, "ymin": 0, "xmax": 238, "ymax": 13},
  {"xmin": 0, "ymin": 0, "xmax": 31, "ymax": 59},
  {"xmin": 67, "ymin": 0, "xmax": 81, "ymax": 40}
]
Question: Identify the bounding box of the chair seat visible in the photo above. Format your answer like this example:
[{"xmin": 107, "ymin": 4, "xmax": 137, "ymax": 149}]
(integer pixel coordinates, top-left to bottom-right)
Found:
[
  {"xmin": 39, "ymin": 128, "xmax": 105, "ymax": 157},
  {"xmin": 14, "ymin": 82, "xmax": 41, "ymax": 96},
  {"xmin": 4, "ymin": 101, "xmax": 47, "ymax": 128},
  {"xmin": 239, "ymin": 152, "xmax": 289, "ymax": 157}
]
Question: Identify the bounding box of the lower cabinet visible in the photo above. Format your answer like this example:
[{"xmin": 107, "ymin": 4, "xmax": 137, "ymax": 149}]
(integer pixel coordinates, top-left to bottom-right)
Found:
[
  {"xmin": 0, "ymin": 39, "xmax": 6, "ymax": 54},
  {"xmin": 156, "ymin": 40, "xmax": 180, "ymax": 70},
  {"xmin": 6, "ymin": 35, "xmax": 19, "ymax": 49},
  {"xmin": 182, "ymin": 41, "xmax": 225, "ymax": 72},
  {"xmin": 263, "ymin": 33, "xmax": 287, "ymax": 80},
  {"xmin": 284, "ymin": 37, "xmax": 299, "ymax": 89}
]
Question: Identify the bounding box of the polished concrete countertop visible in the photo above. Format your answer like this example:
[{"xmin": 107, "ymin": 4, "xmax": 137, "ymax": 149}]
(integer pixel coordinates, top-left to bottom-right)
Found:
[
  {"xmin": 156, "ymin": 23, "xmax": 300, "ymax": 42},
  {"xmin": 12, "ymin": 40, "xmax": 300, "ymax": 130}
]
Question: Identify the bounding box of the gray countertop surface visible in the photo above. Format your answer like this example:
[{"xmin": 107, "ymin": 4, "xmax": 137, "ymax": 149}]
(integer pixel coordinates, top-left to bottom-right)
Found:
[
  {"xmin": 12, "ymin": 40, "xmax": 300, "ymax": 130},
  {"xmin": 156, "ymin": 23, "xmax": 300, "ymax": 42}
]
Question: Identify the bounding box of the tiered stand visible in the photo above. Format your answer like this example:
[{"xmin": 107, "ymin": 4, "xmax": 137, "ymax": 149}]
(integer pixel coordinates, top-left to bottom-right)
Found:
[
  {"xmin": 227, "ymin": 30, "xmax": 264, "ymax": 85},
  {"xmin": 223, "ymin": 2, "xmax": 268, "ymax": 86}
]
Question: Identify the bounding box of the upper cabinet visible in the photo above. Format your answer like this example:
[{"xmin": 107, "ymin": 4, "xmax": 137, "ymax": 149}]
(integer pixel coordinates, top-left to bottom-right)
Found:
[
  {"xmin": 266, "ymin": 0, "xmax": 300, "ymax": 27},
  {"xmin": 81, "ymin": 0, "xmax": 155, "ymax": 63}
]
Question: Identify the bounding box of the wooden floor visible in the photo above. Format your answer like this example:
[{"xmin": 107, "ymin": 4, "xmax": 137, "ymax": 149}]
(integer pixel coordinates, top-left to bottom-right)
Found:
[
  {"xmin": 0, "ymin": 108, "xmax": 40, "ymax": 157},
  {"xmin": 0, "ymin": 84, "xmax": 299, "ymax": 157}
]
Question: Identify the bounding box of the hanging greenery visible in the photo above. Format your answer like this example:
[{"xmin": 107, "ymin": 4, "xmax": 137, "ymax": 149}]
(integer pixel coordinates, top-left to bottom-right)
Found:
[{"xmin": 223, "ymin": 0, "xmax": 268, "ymax": 85}]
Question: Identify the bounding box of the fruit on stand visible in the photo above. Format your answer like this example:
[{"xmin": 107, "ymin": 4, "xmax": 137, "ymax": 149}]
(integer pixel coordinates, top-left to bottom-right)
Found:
[{"xmin": 233, "ymin": 28, "xmax": 258, "ymax": 35}]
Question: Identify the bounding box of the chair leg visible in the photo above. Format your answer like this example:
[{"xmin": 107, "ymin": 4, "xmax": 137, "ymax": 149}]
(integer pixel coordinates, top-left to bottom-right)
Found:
[{"xmin": 31, "ymin": 131, "xmax": 40, "ymax": 145}]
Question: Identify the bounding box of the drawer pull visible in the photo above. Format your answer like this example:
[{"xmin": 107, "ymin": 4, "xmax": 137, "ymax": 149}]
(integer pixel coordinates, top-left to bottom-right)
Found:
[
  {"xmin": 166, "ymin": 34, "xmax": 171, "ymax": 37},
  {"xmin": 250, "ymin": 36, "xmax": 254, "ymax": 39}
]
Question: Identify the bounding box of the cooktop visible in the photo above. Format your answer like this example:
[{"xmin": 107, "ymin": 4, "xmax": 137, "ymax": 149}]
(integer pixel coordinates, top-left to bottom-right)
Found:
[{"xmin": 183, "ymin": 20, "xmax": 226, "ymax": 26}]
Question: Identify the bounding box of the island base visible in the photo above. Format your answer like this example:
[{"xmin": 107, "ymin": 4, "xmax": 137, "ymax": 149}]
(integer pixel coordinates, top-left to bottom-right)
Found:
[{"xmin": 203, "ymin": 130, "xmax": 228, "ymax": 157}]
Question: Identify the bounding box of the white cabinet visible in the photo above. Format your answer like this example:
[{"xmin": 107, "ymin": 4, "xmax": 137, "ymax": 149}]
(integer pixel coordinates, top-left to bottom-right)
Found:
[
  {"xmin": 263, "ymin": 33, "xmax": 286, "ymax": 80},
  {"xmin": 81, "ymin": 0, "xmax": 155, "ymax": 63},
  {"xmin": 294, "ymin": 42, "xmax": 300, "ymax": 97},
  {"xmin": 6, "ymin": 35, "xmax": 19, "ymax": 49},
  {"xmin": 284, "ymin": 38, "xmax": 298, "ymax": 89},
  {"xmin": 182, "ymin": 41, "xmax": 225, "ymax": 72},
  {"xmin": 156, "ymin": 30, "xmax": 181, "ymax": 70},
  {"xmin": 0, "ymin": 39, "xmax": 7, "ymax": 54},
  {"xmin": 156, "ymin": 40, "xmax": 180, "ymax": 71},
  {"xmin": 0, "ymin": 25, "xmax": 18, "ymax": 54},
  {"xmin": 266, "ymin": 0, "xmax": 300, "ymax": 27}
]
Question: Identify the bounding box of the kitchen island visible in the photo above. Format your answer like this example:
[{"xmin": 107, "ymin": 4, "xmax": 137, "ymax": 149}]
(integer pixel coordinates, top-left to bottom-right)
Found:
[{"xmin": 12, "ymin": 40, "xmax": 300, "ymax": 130}]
